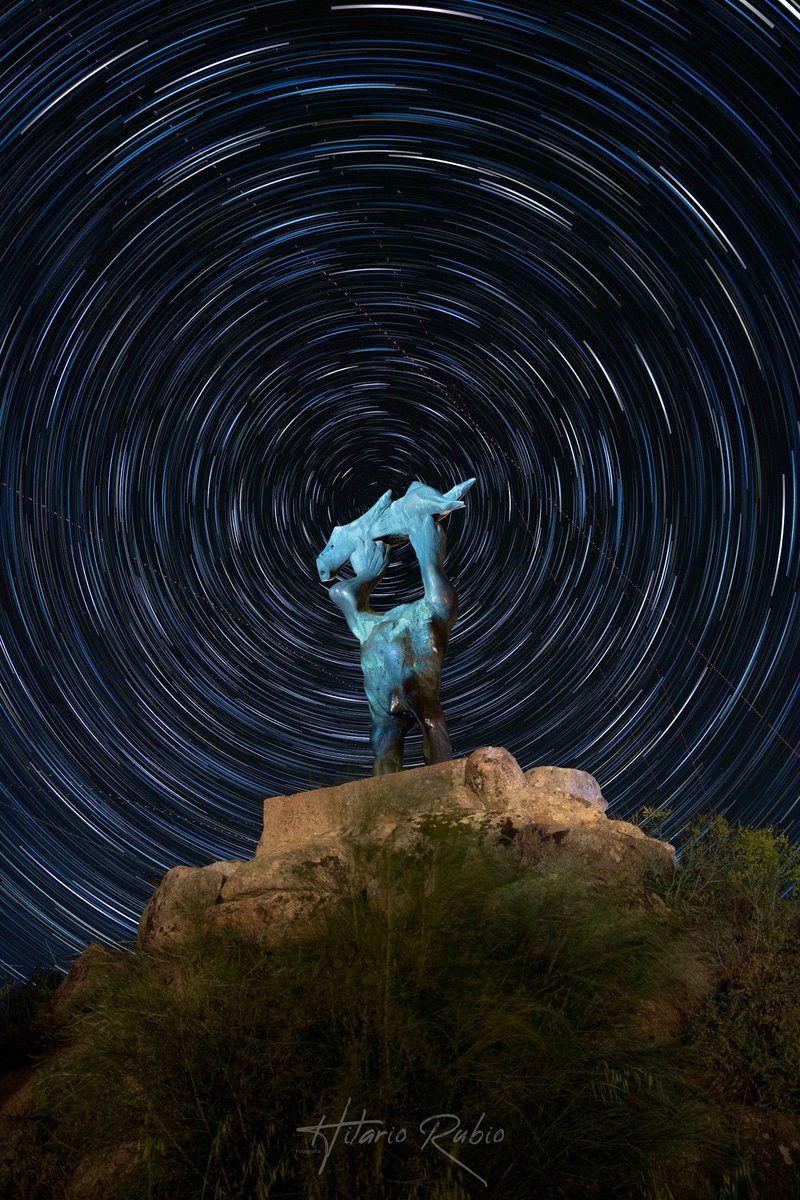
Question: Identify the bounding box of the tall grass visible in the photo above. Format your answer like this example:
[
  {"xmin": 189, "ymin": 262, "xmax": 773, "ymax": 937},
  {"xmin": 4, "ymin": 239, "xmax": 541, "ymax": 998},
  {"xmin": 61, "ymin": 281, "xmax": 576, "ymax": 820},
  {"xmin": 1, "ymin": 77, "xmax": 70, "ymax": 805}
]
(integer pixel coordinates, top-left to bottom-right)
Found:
[{"xmin": 12, "ymin": 818, "xmax": 721, "ymax": 1199}]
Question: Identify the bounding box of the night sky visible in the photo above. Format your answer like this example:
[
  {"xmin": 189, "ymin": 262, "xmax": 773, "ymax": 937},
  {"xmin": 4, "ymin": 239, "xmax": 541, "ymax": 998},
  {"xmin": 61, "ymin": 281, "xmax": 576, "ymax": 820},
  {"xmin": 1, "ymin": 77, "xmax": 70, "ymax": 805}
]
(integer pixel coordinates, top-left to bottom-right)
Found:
[{"xmin": 1, "ymin": 0, "xmax": 798, "ymax": 980}]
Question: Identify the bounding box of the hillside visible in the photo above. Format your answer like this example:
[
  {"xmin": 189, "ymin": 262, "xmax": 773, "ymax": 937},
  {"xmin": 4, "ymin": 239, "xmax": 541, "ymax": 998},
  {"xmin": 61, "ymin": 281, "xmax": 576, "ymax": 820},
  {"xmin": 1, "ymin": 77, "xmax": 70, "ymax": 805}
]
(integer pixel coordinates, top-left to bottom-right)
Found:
[{"xmin": 1, "ymin": 748, "xmax": 799, "ymax": 1199}]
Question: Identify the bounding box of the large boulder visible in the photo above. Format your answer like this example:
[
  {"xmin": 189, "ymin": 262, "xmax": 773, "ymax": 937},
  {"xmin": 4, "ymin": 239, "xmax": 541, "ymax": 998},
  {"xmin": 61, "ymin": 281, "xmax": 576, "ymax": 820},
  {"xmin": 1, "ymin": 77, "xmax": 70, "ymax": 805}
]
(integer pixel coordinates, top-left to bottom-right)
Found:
[
  {"xmin": 137, "ymin": 748, "xmax": 675, "ymax": 951},
  {"xmin": 138, "ymin": 859, "xmax": 244, "ymax": 948}
]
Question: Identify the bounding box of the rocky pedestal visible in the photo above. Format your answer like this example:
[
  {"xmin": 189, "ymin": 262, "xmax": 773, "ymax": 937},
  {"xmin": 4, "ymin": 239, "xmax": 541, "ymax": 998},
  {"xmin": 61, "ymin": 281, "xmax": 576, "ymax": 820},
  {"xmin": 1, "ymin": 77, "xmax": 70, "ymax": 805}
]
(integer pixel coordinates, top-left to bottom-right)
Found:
[{"xmin": 137, "ymin": 747, "xmax": 676, "ymax": 951}]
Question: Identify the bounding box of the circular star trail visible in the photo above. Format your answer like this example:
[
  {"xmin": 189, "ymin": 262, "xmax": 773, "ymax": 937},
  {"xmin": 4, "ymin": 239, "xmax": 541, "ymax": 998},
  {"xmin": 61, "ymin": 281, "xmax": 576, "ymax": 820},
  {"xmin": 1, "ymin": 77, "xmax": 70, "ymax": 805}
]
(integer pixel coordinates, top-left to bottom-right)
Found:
[{"xmin": 0, "ymin": 0, "xmax": 798, "ymax": 977}]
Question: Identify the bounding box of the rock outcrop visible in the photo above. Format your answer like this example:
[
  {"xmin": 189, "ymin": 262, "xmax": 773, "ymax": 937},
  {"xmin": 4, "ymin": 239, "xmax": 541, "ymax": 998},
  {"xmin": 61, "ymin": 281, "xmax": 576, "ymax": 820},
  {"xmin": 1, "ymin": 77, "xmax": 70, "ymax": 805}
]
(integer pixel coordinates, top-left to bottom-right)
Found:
[{"xmin": 137, "ymin": 747, "xmax": 675, "ymax": 950}]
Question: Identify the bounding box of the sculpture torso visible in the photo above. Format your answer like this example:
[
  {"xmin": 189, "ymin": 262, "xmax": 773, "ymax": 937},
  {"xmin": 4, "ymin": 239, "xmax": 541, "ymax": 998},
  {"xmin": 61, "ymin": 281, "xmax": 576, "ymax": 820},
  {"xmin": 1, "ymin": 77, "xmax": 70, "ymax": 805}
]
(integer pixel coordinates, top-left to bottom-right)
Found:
[{"xmin": 359, "ymin": 596, "xmax": 454, "ymax": 722}]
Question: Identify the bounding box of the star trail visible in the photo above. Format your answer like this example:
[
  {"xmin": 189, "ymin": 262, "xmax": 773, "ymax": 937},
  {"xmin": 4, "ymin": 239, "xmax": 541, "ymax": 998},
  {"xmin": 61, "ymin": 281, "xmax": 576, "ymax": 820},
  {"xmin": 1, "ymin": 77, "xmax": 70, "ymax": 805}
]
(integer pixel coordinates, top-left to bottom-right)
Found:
[{"xmin": 0, "ymin": 0, "xmax": 798, "ymax": 978}]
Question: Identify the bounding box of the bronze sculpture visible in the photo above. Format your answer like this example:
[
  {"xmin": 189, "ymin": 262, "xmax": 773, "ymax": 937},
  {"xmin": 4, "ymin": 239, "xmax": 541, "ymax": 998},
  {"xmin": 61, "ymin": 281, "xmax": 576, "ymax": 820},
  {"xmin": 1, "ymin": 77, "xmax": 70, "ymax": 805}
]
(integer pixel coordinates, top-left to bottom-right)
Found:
[{"xmin": 317, "ymin": 480, "xmax": 475, "ymax": 774}]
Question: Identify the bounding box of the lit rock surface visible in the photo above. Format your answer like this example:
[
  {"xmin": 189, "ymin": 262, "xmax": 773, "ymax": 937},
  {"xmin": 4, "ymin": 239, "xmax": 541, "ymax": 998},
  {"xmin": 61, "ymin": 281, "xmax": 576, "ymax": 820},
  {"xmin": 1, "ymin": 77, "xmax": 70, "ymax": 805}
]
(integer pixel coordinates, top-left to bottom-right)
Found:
[
  {"xmin": 137, "ymin": 747, "xmax": 675, "ymax": 950},
  {"xmin": 138, "ymin": 860, "xmax": 244, "ymax": 948}
]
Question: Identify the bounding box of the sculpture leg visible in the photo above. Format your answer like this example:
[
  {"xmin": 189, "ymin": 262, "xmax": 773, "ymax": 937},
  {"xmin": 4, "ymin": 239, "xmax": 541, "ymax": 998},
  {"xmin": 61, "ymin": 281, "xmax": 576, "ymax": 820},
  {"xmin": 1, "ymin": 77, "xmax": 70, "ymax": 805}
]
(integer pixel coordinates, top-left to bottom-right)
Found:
[
  {"xmin": 418, "ymin": 704, "xmax": 452, "ymax": 765},
  {"xmin": 371, "ymin": 714, "xmax": 411, "ymax": 775}
]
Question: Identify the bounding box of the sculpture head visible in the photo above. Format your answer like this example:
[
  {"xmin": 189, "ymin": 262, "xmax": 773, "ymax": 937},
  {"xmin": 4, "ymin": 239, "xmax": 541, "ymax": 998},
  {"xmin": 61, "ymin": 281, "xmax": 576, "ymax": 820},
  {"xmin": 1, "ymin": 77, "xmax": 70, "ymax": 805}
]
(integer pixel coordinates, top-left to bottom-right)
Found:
[{"xmin": 316, "ymin": 489, "xmax": 392, "ymax": 581}]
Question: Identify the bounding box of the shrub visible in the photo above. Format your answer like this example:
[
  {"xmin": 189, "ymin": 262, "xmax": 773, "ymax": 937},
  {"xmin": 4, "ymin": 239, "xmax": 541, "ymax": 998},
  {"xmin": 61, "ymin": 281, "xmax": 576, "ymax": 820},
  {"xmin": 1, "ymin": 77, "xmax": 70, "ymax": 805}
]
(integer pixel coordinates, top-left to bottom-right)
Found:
[
  {"xmin": 650, "ymin": 814, "xmax": 800, "ymax": 1118},
  {"xmin": 657, "ymin": 815, "xmax": 800, "ymax": 946},
  {"xmin": 690, "ymin": 951, "xmax": 800, "ymax": 1113}
]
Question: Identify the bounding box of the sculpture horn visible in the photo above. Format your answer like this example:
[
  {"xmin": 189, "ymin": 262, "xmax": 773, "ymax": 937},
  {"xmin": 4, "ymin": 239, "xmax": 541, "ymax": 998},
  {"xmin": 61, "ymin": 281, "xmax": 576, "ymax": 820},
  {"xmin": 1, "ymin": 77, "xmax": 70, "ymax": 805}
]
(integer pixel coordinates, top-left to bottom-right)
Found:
[{"xmin": 441, "ymin": 475, "xmax": 479, "ymax": 504}]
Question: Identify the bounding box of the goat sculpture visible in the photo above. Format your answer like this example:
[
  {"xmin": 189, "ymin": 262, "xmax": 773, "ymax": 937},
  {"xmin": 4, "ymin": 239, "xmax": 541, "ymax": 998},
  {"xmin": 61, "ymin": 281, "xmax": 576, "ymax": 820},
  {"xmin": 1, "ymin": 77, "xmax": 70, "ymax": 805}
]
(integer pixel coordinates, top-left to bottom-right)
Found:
[{"xmin": 317, "ymin": 479, "xmax": 475, "ymax": 774}]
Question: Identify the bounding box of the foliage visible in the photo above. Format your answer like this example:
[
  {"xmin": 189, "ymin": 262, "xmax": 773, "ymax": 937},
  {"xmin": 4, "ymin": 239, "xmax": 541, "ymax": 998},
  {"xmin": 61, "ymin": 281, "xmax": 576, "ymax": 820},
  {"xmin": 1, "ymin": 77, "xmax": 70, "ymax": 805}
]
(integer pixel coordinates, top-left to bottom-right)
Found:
[
  {"xmin": 655, "ymin": 813, "xmax": 800, "ymax": 943},
  {"xmin": 15, "ymin": 820, "xmax": 716, "ymax": 1199},
  {"xmin": 636, "ymin": 805, "xmax": 676, "ymax": 845},
  {"xmin": 648, "ymin": 812, "xmax": 800, "ymax": 1119},
  {"xmin": 690, "ymin": 950, "xmax": 800, "ymax": 1113}
]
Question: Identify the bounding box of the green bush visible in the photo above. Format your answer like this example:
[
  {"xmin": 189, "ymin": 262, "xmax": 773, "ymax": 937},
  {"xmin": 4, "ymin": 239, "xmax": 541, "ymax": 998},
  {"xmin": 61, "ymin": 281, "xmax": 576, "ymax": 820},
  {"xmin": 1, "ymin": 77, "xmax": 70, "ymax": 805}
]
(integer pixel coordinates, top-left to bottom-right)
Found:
[
  {"xmin": 20, "ymin": 820, "xmax": 718, "ymax": 1199},
  {"xmin": 657, "ymin": 814, "xmax": 800, "ymax": 943}
]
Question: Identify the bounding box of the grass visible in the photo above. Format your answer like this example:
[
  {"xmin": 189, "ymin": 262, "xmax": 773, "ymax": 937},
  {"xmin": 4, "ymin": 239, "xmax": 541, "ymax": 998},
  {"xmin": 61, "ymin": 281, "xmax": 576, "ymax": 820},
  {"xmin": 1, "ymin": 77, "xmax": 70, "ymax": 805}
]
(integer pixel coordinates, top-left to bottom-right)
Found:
[{"xmin": 3, "ymin": 813, "xmax": 800, "ymax": 1198}]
